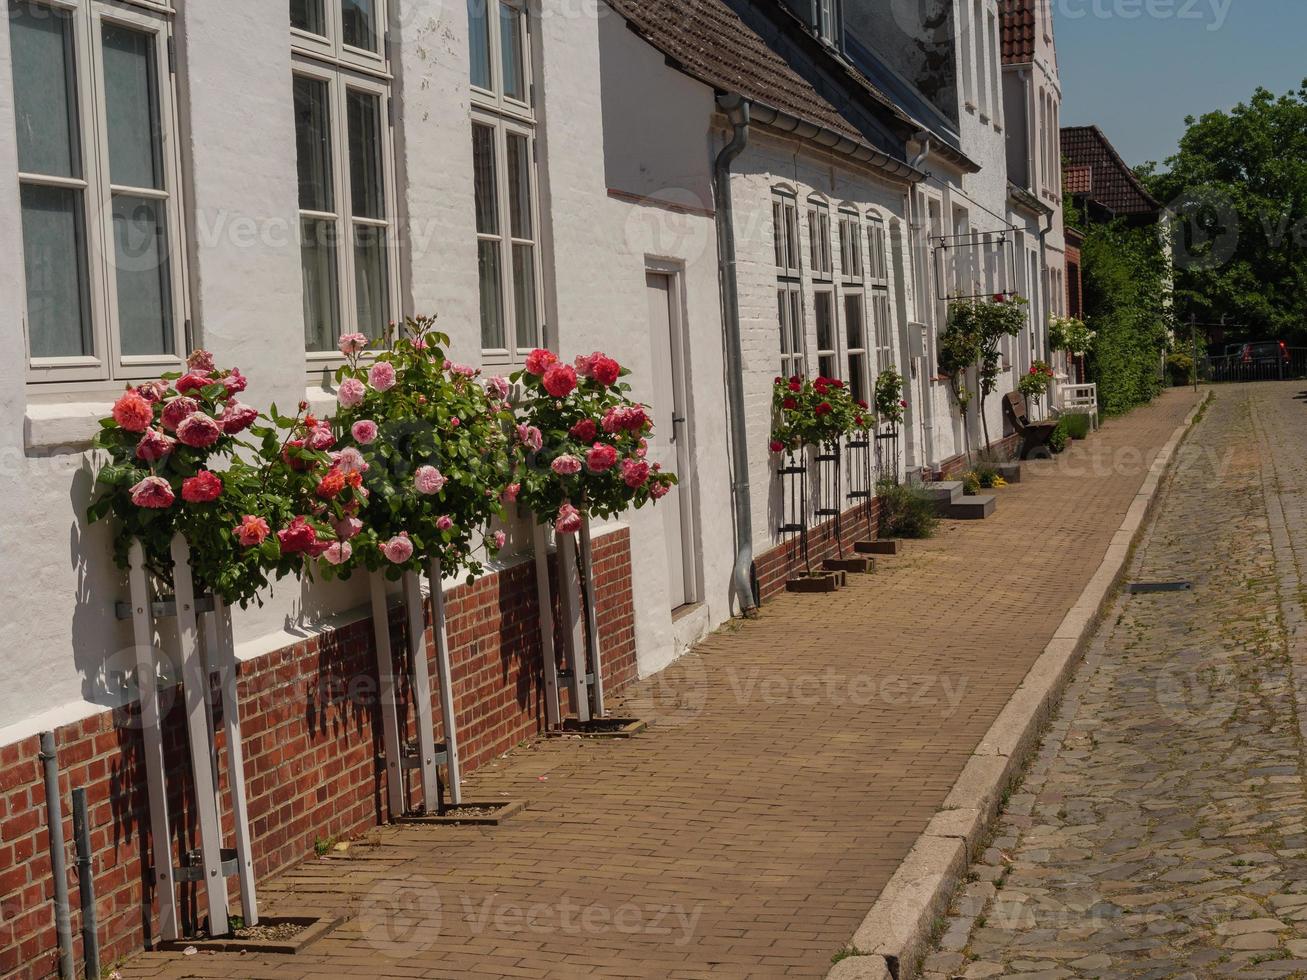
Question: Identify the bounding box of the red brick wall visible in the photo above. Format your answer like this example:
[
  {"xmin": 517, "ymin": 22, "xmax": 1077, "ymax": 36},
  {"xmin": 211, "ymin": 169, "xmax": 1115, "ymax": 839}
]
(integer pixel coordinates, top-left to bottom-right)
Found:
[
  {"xmin": 0, "ymin": 530, "xmax": 636, "ymax": 980},
  {"xmin": 935, "ymin": 433, "xmax": 1022, "ymax": 480},
  {"xmin": 754, "ymin": 499, "xmax": 881, "ymax": 604}
]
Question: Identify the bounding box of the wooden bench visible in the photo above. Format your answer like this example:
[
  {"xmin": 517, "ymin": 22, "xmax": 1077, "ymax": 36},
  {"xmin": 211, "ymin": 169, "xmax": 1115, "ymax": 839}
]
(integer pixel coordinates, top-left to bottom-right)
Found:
[{"xmin": 1003, "ymin": 390, "xmax": 1059, "ymax": 459}]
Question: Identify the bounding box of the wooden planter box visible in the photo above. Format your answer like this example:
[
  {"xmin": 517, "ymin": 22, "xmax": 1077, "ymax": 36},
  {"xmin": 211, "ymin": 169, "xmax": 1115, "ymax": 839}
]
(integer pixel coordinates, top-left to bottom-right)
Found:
[
  {"xmin": 159, "ymin": 916, "xmax": 342, "ymax": 955},
  {"xmin": 546, "ymin": 717, "xmax": 649, "ymax": 738},
  {"xmin": 397, "ymin": 800, "xmax": 527, "ymax": 826}
]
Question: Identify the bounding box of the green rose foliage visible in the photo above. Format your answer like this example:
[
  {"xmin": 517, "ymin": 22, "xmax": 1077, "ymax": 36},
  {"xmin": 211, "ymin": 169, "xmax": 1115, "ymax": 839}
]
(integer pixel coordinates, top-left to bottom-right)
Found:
[
  {"xmin": 874, "ymin": 369, "xmax": 906, "ymax": 427},
  {"xmin": 510, "ymin": 348, "xmax": 677, "ymax": 528},
  {"xmin": 86, "ymin": 356, "xmax": 289, "ymax": 606},
  {"xmin": 325, "ymin": 315, "xmax": 516, "ymax": 582},
  {"xmin": 769, "ymin": 375, "xmax": 861, "ymax": 453},
  {"xmin": 1018, "ymin": 360, "xmax": 1055, "ymax": 400}
]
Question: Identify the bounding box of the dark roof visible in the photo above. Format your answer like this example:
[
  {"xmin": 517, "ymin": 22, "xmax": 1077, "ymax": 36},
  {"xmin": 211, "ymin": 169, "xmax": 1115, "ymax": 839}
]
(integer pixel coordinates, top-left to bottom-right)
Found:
[
  {"xmin": 606, "ymin": 0, "xmax": 866, "ymax": 144},
  {"xmin": 1060, "ymin": 125, "xmax": 1160, "ymax": 215},
  {"xmin": 999, "ymin": 0, "xmax": 1036, "ymax": 65},
  {"xmin": 843, "ymin": 29, "xmax": 962, "ymax": 155}
]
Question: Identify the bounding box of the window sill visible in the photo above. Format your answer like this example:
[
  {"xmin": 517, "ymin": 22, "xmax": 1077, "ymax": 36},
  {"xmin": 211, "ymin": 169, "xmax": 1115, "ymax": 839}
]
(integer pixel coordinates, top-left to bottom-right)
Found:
[{"xmin": 25, "ymin": 401, "xmax": 111, "ymax": 455}]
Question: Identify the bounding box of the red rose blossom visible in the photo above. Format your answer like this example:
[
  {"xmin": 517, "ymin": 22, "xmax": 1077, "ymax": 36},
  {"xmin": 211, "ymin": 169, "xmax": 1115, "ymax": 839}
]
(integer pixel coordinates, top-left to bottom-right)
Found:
[
  {"xmin": 112, "ymin": 391, "xmax": 154, "ymax": 433},
  {"xmin": 542, "ymin": 363, "xmax": 578, "ymax": 398},
  {"xmin": 181, "ymin": 470, "xmax": 223, "ymax": 504},
  {"xmin": 570, "ymin": 418, "xmax": 598, "ymax": 442}
]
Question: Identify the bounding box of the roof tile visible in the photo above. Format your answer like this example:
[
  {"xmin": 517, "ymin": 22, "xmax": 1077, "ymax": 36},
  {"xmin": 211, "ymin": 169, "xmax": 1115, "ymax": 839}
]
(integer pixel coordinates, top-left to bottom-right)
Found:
[
  {"xmin": 1060, "ymin": 125, "xmax": 1160, "ymax": 215},
  {"xmin": 999, "ymin": 0, "xmax": 1036, "ymax": 65}
]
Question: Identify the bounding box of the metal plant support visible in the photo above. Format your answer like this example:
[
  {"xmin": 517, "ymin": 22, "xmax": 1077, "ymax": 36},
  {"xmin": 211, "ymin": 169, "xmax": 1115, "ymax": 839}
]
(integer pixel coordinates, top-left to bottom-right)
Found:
[
  {"xmin": 777, "ymin": 451, "xmax": 810, "ymax": 572},
  {"xmin": 847, "ymin": 431, "xmax": 874, "ymax": 529},
  {"xmin": 123, "ymin": 534, "xmax": 257, "ymax": 941},
  {"xmin": 875, "ymin": 424, "xmax": 901, "ymax": 486},
  {"xmin": 814, "ymin": 442, "xmax": 844, "ymax": 559},
  {"xmin": 370, "ymin": 564, "xmax": 463, "ymax": 819},
  {"xmin": 533, "ymin": 515, "xmax": 606, "ymax": 728}
]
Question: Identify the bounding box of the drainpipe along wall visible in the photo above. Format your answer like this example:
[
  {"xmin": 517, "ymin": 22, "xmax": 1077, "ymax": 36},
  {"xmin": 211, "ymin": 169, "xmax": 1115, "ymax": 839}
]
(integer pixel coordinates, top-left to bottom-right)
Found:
[
  {"xmin": 713, "ymin": 93, "xmax": 758, "ymax": 615},
  {"xmin": 907, "ymin": 131, "xmax": 936, "ymax": 474}
]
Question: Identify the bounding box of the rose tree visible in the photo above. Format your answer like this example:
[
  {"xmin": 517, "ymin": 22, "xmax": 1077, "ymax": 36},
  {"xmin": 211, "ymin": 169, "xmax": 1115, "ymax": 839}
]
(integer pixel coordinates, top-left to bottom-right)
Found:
[
  {"xmin": 510, "ymin": 348, "xmax": 676, "ymax": 532},
  {"xmin": 87, "ymin": 352, "xmax": 292, "ymax": 605},
  {"xmin": 321, "ymin": 315, "xmax": 515, "ymax": 581},
  {"xmin": 768, "ymin": 375, "xmax": 860, "ymax": 455}
]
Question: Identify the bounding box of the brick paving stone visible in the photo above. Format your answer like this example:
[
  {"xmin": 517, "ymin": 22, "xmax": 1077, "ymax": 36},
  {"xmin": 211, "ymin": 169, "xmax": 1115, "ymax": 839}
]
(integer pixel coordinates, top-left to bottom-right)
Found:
[
  {"xmin": 116, "ymin": 391, "xmax": 1198, "ymax": 979},
  {"xmin": 923, "ymin": 382, "xmax": 1307, "ymax": 980}
]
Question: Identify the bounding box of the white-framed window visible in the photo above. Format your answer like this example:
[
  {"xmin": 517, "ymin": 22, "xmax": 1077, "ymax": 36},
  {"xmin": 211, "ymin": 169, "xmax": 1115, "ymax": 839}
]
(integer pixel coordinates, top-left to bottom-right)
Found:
[
  {"xmin": 290, "ymin": 0, "xmax": 399, "ymax": 360},
  {"xmin": 11, "ymin": 0, "xmax": 189, "ymax": 385},
  {"xmin": 867, "ymin": 215, "xmax": 893, "ymax": 372},
  {"xmin": 838, "ymin": 207, "xmax": 862, "ymax": 283},
  {"xmin": 470, "ymin": 0, "xmax": 542, "ymax": 362},
  {"xmin": 972, "ymin": 0, "xmax": 986, "ymax": 117},
  {"xmin": 959, "ymin": 0, "xmax": 974, "ymax": 109},
  {"xmin": 987, "ymin": 10, "xmax": 1001, "ymax": 127},
  {"xmin": 773, "ymin": 187, "xmax": 804, "ymax": 378},
  {"xmin": 814, "ymin": 289, "xmax": 837, "ymax": 380},
  {"xmin": 807, "ymin": 197, "xmax": 832, "ymax": 282},
  {"xmin": 291, "ymin": 0, "xmax": 387, "ymax": 76},
  {"xmin": 816, "ymin": 0, "xmax": 837, "ymax": 45},
  {"xmin": 844, "ymin": 292, "xmax": 867, "ymax": 403}
]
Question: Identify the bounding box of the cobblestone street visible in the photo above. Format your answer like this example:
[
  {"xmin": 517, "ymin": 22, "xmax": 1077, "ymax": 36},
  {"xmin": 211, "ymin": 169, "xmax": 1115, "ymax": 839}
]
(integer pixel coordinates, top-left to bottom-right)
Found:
[{"xmin": 925, "ymin": 381, "xmax": 1307, "ymax": 979}]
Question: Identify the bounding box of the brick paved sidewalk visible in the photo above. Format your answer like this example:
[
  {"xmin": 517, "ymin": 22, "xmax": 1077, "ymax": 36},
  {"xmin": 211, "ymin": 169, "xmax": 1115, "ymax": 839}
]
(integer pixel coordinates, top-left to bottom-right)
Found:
[{"xmin": 120, "ymin": 390, "xmax": 1199, "ymax": 980}]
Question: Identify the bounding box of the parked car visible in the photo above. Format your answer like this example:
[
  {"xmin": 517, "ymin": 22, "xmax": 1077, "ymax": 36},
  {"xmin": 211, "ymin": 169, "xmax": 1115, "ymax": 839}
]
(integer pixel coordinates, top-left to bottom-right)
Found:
[{"xmin": 1212, "ymin": 341, "xmax": 1292, "ymax": 381}]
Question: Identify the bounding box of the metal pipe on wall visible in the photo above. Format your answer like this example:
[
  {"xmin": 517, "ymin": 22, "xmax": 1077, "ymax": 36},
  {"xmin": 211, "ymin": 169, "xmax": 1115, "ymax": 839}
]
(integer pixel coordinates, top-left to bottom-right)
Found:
[
  {"xmin": 38, "ymin": 732, "xmax": 74, "ymax": 980},
  {"xmin": 71, "ymin": 788, "xmax": 100, "ymax": 979}
]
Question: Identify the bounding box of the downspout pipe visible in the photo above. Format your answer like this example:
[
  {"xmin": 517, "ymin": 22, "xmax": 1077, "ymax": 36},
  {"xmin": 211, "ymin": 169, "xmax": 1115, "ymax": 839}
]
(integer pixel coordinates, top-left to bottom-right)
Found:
[
  {"xmin": 713, "ymin": 92, "xmax": 758, "ymax": 615},
  {"xmin": 906, "ymin": 130, "xmax": 936, "ymax": 476},
  {"xmin": 39, "ymin": 732, "xmax": 74, "ymax": 980}
]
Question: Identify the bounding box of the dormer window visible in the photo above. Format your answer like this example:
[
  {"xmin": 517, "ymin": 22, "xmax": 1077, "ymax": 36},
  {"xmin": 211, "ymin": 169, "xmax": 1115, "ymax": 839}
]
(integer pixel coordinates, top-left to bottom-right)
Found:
[{"xmin": 816, "ymin": 0, "xmax": 838, "ymax": 46}]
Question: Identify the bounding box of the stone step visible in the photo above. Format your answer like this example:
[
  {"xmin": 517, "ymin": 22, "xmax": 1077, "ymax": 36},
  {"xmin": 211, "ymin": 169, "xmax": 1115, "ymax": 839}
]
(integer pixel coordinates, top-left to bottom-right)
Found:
[
  {"xmin": 996, "ymin": 461, "xmax": 1022, "ymax": 484},
  {"xmin": 944, "ymin": 494, "xmax": 997, "ymax": 520},
  {"xmin": 855, "ymin": 539, "xmax": 901, "ymax": 555},
  {"xmin": 922, "ymin": 481, "xmax": 964, "ymax": 505}
]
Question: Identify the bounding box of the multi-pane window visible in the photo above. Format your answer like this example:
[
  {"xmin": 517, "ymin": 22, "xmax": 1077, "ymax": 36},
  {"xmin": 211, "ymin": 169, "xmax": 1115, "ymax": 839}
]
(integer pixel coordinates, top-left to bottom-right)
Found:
[
  {"xmin": 470, "ymin": 0, "xmax": 542, "ymax": 360},
  {"xmin": 867, "ymin": 216, "xmax": 893, "ymax": 371},
  {"xmin": 844, "ymin": 293, "xmax": 867, "ymax": 403},
  {"xmin": 814, "ymin": 290, "xmax": 837, "ymax": 380},
  {"xmin": 11, "ymin": 0, "xmax": 187, "ymax": 383},
  {"xmin": 773, "ymin": 189, "xmax": 804, "ymax": 378},
  {"xmin": 838, "ymin": 208, "xmax": 862, "ymax": 283},
  {"xmin": 290, "ymin": 1, "xmax": 398, "ymax": 356},
  {"xmin": 807, "ymin": 198, "xmax": 832, "ymax": 281}
]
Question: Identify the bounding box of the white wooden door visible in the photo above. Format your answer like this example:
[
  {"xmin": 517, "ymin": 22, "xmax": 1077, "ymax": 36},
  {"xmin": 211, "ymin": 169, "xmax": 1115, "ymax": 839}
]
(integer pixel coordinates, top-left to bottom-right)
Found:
[{"xmin": 645, "ymin": 272, "xmax": 692, "ymax": 608}]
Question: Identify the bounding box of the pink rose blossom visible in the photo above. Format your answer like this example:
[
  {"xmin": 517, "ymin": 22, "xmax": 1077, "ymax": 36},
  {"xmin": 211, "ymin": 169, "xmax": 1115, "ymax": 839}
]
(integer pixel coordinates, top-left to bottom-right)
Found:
[
  {"xmin": 351, "ymin": 419, "xmax": 378, "ymax": 444},
  {"xmin": 323, "ymin": 540, "xmax": 353, "ymax": 566},
  {"xmin": 492, "ymin": 530, "xmax": 507, "ymax": 549},
  {"xmin": 585, "ymin": 443, "xmax": 618, "ymax": 473},
  {"xmin": 130, "ymin": 476, "xmax": 174, "ymax": 509},
  {"xmin": 555, "ymin": 502, "xmax": 583, "ymax": 535},
  {"xmin": 542, "ymin": 363, "xmax": 578, "ymax": 398},
  {"xmin": 436, "ymin": 516, "xmax": 454, "ymax": 531},
  {"xmin": 485, "ymin": 376, "xmax": 511, "ymax": 401},
  {"xmin": 181, "ymin": 470, "xmax": 223, "ymax": 504},
  {"xmin": 338, "ymin": 378, "xmax": 367, "ymax": 408},
  {"xmin": 175, "ymin": 371, "xmax": 211, "ymax": 395},
  {"xmin": 186, "ymin": 349, "xmax": 216, "ymax": 373},
  {"xmin": 570, "ymin": 418, "xmax": 598, "ymax": 442},
  {"xmin": 135, "ymin": 428, "xmax": 175, "ymax": 463},
  {"xmin": 636, "ymin": 438, "xmax": 648, "ymax": 460},
  {"xmin": 446, "ymin": 361, "xmax": 477, "ymax": 378},
  {"xmin": 135, "ymin": 380, "xmax": 167, "ymax": 403},
  {"xmin": 338, "ymin": 332, "xmax": 368, "ymax": 355},
  {"xmin": 176, "ymin": 412, "xmax": 222, "ymax": 449},
  {"xmin": 414, "ymin": 465, "xmax": 447, "ymax": 495},
  {"xmin": 112, "ymin": 391, "xmax": 154, "ymax": 433},
  {"xmin": 368, "ymin": 361, "xmax": 397, "ymax": 392},
  {"xmin": 161, "ymin": 396, "xmax": 199, "ymax": 432},
  {"xmin": 516, "ymin": 424, "xmax": 543, "ymax": 452},
  {"xmin": 574, "ymin": 352, "xmax": 596, "ymax": 377},
  {"xmin": 222, "ymin": 369, "xmax": 248, "ymax": 396},
  {"xmin": 591, "ymin": 355, "xmax": 620, "ymax": 387},
  {"xmin": 235, "ymin": 515, "xmax": 270, "ymax": 547},
  {"xmin": 450, "ymin": 416, "xmax": 461, "ymax": 428},
  {"xmin": 382, "ymin": 532, "xmax": 414, "ymax": 564},
  {"xmin": 334, "ymin": 516, "xmax": 363, "ymax": 541},
  {"xmin": 525, "ymin": 348, "xmax": 559, "ymax": 376},
  {"xmin": 650, "ymin": 480, "xmax": 671, "ymax": 500},
  {"xmin": 333, "ymin": 447, "xmax": 368, "ymax": 475},
  {"xmin": 219, "ymin": 400, "xmax": 258, "ymax": 434},
  {"xmin": 621, "ymin": 458, "xmax": 650, "ymax": 489},
  {"xmin": 277, "ymin": 516, "xmax": 319, "ymax": 555},
  {"xmin": 307, "ymin": 423, "xmax": 335, "ymax": 451},
  {"xmin": 502, "ymin": 482, "xmax": 521, "ymax": 504},
  {"xmin": 551, "ymin": 454, "xmax": 582, "ymax": 476}
]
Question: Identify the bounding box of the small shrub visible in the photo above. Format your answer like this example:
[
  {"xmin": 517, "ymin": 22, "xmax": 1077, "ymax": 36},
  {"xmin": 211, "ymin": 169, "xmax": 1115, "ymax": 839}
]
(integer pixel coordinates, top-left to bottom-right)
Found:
[
  {"xmin": 975, "ymin": 465, "xmax": 1001, "ymax": 489},
  {"xmin": 962, "ymin": 471, "xmax": 981, "ymax": 496},
  {"xmin": 877, "ymin": 479, "xmax": 938, "ymax": 539},
  {"xmin": 1063, "ymin": 413, "xmax": 1092, "ymax": 440},
  {"xmin": 1166, "ymin": 352, "xmax": 1195, "ymax": 387},
  {"xmin": 1048, "ymin": 419, "xmax": 1070, "ymax": 453}
]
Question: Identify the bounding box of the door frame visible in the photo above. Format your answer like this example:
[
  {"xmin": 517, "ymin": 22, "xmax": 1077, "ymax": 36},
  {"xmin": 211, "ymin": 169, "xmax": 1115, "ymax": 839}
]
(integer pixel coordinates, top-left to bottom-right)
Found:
[{"xmin": 645, "ymin": 258, "xmax": 699, "ymax": 607}]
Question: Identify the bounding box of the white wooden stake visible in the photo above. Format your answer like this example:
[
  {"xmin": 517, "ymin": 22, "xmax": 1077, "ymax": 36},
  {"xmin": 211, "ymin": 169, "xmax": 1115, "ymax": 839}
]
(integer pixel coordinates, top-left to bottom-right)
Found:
[
  {"xmin": 557, "ymin": 531, "xmax": 590, "ymax": 723},
  {"xmin": 578, "ymin": 514, "xmax": 605, "ymax": 718},
  {"xmin": 402, "ymin": 573, "xmax": 441, "ymax": 814},
  {"xmin": 532, "ymin": 522, "xmax": 561, "ymax": 728},
  {"xmin": 212, "ymin": 597, "xmax": 257, "ymax": 925},
  {"xmin": 127, "ymin": 541, "xmax": 179, "ymax": 942},
  {"xmin": 169, "ymin": 533, "xmax": 229, "ymax": 936},
  {"xmin": 369, "ymin": 574, "xmax": 405, "ymax": 818},
  {"xmin": 427, "ymin": 558, "xmax": 461, "ymax": 805}
]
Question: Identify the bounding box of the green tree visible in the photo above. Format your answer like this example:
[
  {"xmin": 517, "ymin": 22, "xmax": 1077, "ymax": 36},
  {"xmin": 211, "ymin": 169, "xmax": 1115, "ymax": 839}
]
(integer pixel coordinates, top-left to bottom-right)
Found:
[{"xmin": 1145, "ymin": 82, "xmax": 1307, "ymax": 346}]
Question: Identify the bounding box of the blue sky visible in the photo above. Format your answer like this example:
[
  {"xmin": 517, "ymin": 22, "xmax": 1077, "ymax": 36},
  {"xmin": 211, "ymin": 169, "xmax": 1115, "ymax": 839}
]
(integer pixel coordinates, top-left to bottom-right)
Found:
[{"xmin": 1054, "ymin": 0, "xmax": 1307, "ymax": 169}]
